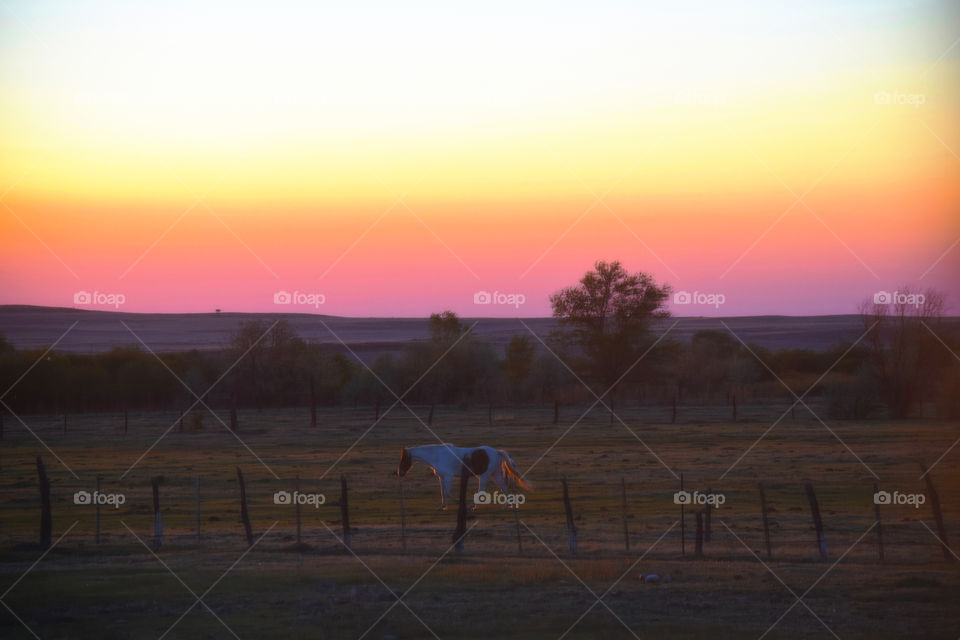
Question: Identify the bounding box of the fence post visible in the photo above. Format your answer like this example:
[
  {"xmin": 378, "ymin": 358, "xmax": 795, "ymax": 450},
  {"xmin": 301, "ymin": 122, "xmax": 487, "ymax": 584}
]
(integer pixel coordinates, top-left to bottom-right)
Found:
[
  {"xmin": 695, "ymin": 511, "xmax": 703, "ymax": 556},
  {"xmin": 512, "ymin": 478, "xmax": 523, "ymax": 555},
  {"xmin": 488, "ymin": 403, "xmax": 493, "ymax": 426},
  {"xmin": 553, "ymin": 400, "xmax": 559, "ymax": 425},
  {"xmin": 671, "ymin": 397, "xmax": 676, "ymax": 424},
  {"xmin": 151, "ymin": 476, "xmax": 163, "ymax": 551},
  {"xmin": 340, "ymin": 474, "xmax": 351, "ymax": 550},
  {"xmin": 237, "ymin": 467, "xmax": 253, "ymax": 547},
  {"xmin": 921, "ymin": 466, "xmax": 952, "ymax": 562},
  {"xmin": 295, "ymin": 474, "xmax": 302, "ymax": 546},
  {"xmin": 195, "ymin": 475, "xmax": 201, "ymax": 545},
  {"xmin": 123, "ymin": 410, "xmax": 128, "ymax": 435},
  {"xmin": 872, "ymin": 483, "xmax": 884, "ymax": 561},
  {"xmin": 309, "ymin": 375, "xmax": 317, "ymax": 428},
  {"xmin": 63, "ymin": 413, "xmax": 67, "ymax": 434},
  {"xmin": 398, "ymin": 476, "xmax": 407, "ymax": 553},
  {"xmin": 95, "ymin": 475, "xmax": 102, "ymax": 545},
  {"xmin": 804, "ymin": 483, "xmax": 827, "ymax": 560},
  {"xmin": 562, "ymin": 477, "xmax": 578, "ymax": 555},
  {"xmin": 37, "ymin": 456, "xmax": 51, "ymax": 549},
  {"xmin": 704, "ymin": 486, "xmax": 712, "ymax": 543},
  {"xmin": 453, "ymin": 457, "xmax": 470, "ymax": 553},
  {"xmin": 680, "ymin": 472, "xmax": 685, "ymax": 557},
  {"xmin": 621, "ymin": 477, "xmax": 630, "ymax": 552},
  {"xmin": 427, "ymin": 404, "xmax": 435, "ymax": 426},
  {"xmin": 759, "ymin": 483, "xmax": 772, "ymax": 560}
]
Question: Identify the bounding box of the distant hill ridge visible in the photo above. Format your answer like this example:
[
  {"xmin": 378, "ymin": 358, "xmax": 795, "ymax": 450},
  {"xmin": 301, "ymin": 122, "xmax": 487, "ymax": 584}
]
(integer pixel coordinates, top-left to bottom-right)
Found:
[{"xmin": 2, "ymin": 305, "xmax": 956, "ymax": 355}]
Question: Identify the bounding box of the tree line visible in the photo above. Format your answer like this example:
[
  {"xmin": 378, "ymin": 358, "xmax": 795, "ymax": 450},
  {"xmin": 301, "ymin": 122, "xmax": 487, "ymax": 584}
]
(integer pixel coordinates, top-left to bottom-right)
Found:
[{"xmin": 1, "ymin": 262, "xmax": 956, "ymax": 419}]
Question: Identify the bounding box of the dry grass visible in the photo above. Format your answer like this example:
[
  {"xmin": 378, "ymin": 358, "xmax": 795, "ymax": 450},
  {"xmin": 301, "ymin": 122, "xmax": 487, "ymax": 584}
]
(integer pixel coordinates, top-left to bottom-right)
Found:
[{"xmin": 1, "ymin": 405, "xmax": 958, "ymax": 638}]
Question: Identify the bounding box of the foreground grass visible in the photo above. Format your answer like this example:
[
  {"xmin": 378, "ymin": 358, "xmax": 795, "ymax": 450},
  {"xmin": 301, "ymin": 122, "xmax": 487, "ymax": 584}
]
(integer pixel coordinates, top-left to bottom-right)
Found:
[{"xmin": 1, "ymin": 405, "xmax": 958, "ymax": 638}]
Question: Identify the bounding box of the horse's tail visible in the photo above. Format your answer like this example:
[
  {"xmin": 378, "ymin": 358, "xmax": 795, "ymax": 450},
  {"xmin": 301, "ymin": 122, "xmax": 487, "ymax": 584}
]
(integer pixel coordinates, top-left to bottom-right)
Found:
[{"xmin": 499, "ymin": 450, "xmax": 533, "ymax": 492}]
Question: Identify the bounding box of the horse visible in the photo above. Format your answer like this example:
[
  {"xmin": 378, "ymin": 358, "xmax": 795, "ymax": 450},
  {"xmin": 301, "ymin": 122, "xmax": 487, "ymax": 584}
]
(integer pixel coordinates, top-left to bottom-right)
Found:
[{"xmin": 397, "ymin": 444, "xmax": 532, "ymax": 510}]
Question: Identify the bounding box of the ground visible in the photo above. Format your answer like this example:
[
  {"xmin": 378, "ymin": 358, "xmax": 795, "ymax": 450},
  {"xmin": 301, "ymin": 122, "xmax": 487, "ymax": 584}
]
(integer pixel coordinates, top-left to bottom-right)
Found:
[{"xmin": 1, "ymin": 404, "xmax": 958, "ymax": 638}]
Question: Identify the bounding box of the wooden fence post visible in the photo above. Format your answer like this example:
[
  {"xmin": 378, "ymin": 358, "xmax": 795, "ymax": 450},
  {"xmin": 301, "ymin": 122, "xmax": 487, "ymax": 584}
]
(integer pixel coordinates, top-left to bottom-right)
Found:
[
  {"xmin": 295, "ymin": 474, "xmax": 302, "ymax": 546},
  {"xmin": 680, "ymin": 472, "xmax": 685, "ymax": 557},
  {"xmin": 872, "ymin": 483, "xmax": 884, "ymax": 561},
  {"xmin": 562, "ymin": 477, "xmax": 578, "ymax": 555},
  {"xmin": 151, "ymin": 476, "xmax": 163, "ymax": 551},
  {"xmin": 695, "ymin": 511, "xmax": 703, "ymax": 556},
  {"xmin": 63, "ymin": 413, "xmax": 67, "ymax": 434},
  {"xmin": 427, "ymin": 404, "xmax": 434, "ymax": 426},
  {"xmin": 621, "ymin": 477, "xmax": 630, "ymax": 552},
  {"xmin": 340, "ymin": 474, "xmax": 351, "ymax": 550},
  {"xmin": 759, "ymin": 483, "xmax": 772, "ymax": 560},
  {"xmin": 309, "ymin": 375, "xmax": 317, "ymax": 428},
  {"xmin": 95, "ymin": 475, "xmax": 102, "ymax": 545},
  {"xmin": 804, "ymin": 483, "xmax": 827, "ymax": 560},
  {"xmin": 512, "ymin": 478, "xmax": 523, "ymax": 555},
  {"xmin": 921, "ymin": 466, "xmax": 953, "ymax": 562},
  {"xmin": 237, "ymin": 467, "xmax": 253, "ymax": 547},
  {"xmin": 453, "ymin": 457, "xmax": 470, "ymax": 553},
  {"xmin": 398, "ymin": 477, "xmax": 407, "ymax": 553},
  {"xmin": 195, "ymin": 475, "xmax": 201, "ymax": 545},
  {"xmin": 704, "ymin": 486, "xmax": 712, "ymax": 543},
  {"xmin": 37, "ymin": 456, "xmax": 51, "ymax": 549}
]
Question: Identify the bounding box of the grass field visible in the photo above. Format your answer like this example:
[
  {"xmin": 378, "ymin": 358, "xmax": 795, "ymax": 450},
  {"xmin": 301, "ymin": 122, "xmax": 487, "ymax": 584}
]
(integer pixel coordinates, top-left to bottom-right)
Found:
[{"xmin": 1, "ymin": 404, "xmax": 958, "ymax": 639}]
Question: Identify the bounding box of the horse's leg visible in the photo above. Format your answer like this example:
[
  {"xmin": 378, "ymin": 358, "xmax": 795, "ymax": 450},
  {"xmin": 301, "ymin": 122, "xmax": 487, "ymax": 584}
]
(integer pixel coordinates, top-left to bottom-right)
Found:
[
  {"xmin": 491, "ymin": 465, "xmax": 514, "ymax": 509},
  {"xmin": 439, "ymin": 473, "xmax": 453, "ymax": 510}
]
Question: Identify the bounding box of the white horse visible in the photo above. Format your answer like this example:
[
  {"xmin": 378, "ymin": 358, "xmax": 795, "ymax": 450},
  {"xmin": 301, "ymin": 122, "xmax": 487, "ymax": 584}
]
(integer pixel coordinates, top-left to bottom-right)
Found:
[{"xmin": 397, "ymin": 444, "xmax": 531, "ymax": 510}]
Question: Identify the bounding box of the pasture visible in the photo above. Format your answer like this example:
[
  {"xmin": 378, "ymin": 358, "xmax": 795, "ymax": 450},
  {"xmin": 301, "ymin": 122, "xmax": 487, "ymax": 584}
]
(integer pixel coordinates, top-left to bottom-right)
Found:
[{"xmin": 1, "ymin": 404, "xmax": 958, "ymax": 639}]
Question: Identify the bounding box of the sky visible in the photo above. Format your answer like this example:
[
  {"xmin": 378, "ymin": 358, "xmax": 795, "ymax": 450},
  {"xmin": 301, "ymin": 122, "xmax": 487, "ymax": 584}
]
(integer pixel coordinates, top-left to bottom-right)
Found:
[{"xmin": 1, "ymin": 0, "xmax": 958, "ymax": 317}]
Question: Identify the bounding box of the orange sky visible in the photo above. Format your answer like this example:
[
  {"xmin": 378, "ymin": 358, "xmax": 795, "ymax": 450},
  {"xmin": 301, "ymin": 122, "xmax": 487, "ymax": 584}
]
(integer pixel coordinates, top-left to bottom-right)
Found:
[{"xmin": 2, "ymin": 1, "xmax": 958, "ymax": 317}]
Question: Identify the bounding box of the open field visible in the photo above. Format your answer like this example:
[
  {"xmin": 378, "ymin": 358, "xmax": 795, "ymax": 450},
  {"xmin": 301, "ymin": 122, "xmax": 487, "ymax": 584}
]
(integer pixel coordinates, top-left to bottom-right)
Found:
[
  {"xmin": 2, "ymin": 306, "xmax": 933, "ymax": 355},
  {"xmin": 1, "ymin": 405, "xmax": 958, "ymax": 638}
]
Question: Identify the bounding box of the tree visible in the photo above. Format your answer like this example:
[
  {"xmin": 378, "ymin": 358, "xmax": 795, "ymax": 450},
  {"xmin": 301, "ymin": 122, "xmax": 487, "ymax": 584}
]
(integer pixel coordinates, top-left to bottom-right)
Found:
[
  {"xmin": 550, "ymin": 260, "xmax": 671, "ymax": 396},
  {"xmin": 859, "ymin": 287, "xmax": 947, "ymax": 418},
  {"xmin": 503, "ymin": 336, "xmax": 535, "ymax": 397}
]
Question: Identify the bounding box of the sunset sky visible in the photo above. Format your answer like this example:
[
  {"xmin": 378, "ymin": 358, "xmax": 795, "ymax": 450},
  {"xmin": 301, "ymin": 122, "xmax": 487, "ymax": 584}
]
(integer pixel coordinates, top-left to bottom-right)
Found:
[{"xmin": 1, "ymin": 0, "xmax": 958, "ymax": 317}]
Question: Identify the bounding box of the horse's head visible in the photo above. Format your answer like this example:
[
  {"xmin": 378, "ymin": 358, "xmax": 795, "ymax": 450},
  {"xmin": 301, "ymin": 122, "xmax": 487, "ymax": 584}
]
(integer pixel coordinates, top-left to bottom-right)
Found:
[{"xmin": 397, "ymin": 447, "xmax": 412, "ymax": 477}]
